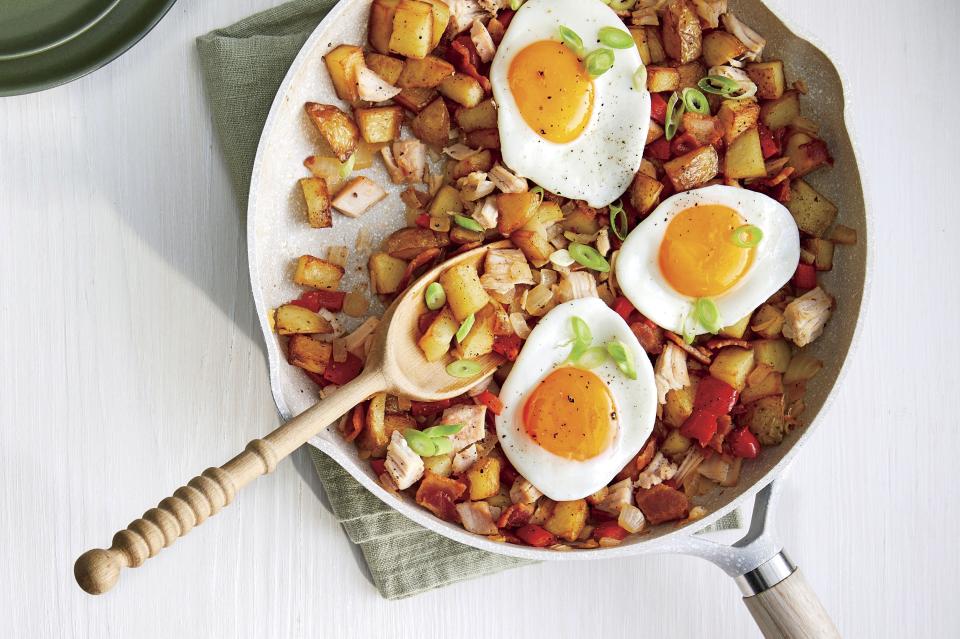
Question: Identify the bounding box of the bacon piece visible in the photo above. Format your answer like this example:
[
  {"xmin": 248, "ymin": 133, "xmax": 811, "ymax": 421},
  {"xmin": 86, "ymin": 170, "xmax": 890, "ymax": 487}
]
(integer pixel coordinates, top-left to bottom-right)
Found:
[
  {"xmin": 664, "ymin": 331, "xmax": 713, "ymax": 365},
  {"xmin": 630, "ymin": 318, "xmax": 665, "ymax": 355},
  {"xmin": 415, "ymin": 471, "xmax": 467, "ymax": 522},
  {"xmin": 705, "ymin": 337, "xmax": 752, "ymax": 350},
  {"xmin": 497, "ymin": 502, "xmax": 535, "ymax": 529},
  {"xmin": 342, "ymin": 403, "xmax": 365, "ymax": 442},
  {"xmin": 634, "ymin": 484, "xmax": 690, "ymax": 525},
  {"xmin": 447, "ymin": 36, "xmax": 491, "ymax": 92},
  {"xmin": 399, "ymin": 247, "xmax": 441, "ymax": 290}
]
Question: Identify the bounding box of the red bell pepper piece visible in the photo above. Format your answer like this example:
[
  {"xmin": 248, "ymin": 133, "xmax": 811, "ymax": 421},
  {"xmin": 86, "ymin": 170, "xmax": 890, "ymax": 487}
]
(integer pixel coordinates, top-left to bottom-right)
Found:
[
  {"xmin": 646, "ymin": 135, "xmax": 672, "ymax": 161},
  {"xmin": 593, "ymin": 520, "xmax": 629, "ymax": 541},
  {"xmin": 650, "ymin": 92, "xmax": 668, "ymax": 124},
  {"xmin": 418, "ymin": 310, "xmax": 440, "ymax": 335},
  {"xmin": 343, "ymin": 403, "xmax": 365, "ymax": 442},
  {"xmin": 516, "ymin": 524, "xmax": 557, "ymax": 548},
  {"xmin": 499, "ymin": 458, "xmax": 520, "ymax": 486},
  {"xmin": 727, "ymin": 427, "xmax": 760, "ymax": 459},
  {"xmin": 589, "ymin": 508, "xmax": 617, "ymax": 523},
  {"xmin": 492, "ymin": 333, "xmax": 522, "ymax": 361},
  {"xmin": 758, "ymin": 122, "xmax": 780, "ymax": 159},
  {"xmin": 670, "ymin": 131, "xmax": 701, "ymax": 157},
  {"xmin": 694, "ymin": 376, "xmax": 739, "ymax": 415},
  {"xmin": 414, "ymin": 212, "xmax": 431, "ymax": 229},
  {"xmin": 793, "ymin": 262, "xmax": 817, "ymax": 290},
  {"xmin": 612, "ymin": 296, "xmax": 635, "ymax": 322},
  {"xmin": 411, "ymin": 398, "xmax": 452, "ymax": 418},
  {"xmin": 680, "ymin": 409, "xmax": 719, "ymax": 447},
  {"xmin": 370, "ymin": 459, "xmax": 387, "ymax": 476},
  {"xmin": 322, "ymin": 352, "xmax": 363, "ymax": 385},
  {"xmin": 473, "ymin": 389, "xmax": 504, "ymax": 415},
  {"xmin": 290, "ymin": 289, "xmax": 346, "ymax": 313}
]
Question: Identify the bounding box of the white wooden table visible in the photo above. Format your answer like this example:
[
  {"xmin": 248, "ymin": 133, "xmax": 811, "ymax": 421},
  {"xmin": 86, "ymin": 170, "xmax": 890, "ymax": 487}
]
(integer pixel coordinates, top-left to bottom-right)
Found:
[{"xmin": 1, "ymin": 0, "xmax": 957, "ymax": 636}]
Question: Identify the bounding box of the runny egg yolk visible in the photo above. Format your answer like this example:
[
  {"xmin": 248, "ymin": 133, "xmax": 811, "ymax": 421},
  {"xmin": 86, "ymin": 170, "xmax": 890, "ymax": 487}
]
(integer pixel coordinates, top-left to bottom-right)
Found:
[
  {"xmin": 508, "ymin": 40, "xmax": 594, "ymax": 144},
  {"xmin": 522, "ymin": 367, "xmax": 617, "ymax": 460},
  {"xmin": 658, "ymin": 204, "xmax": 756, "ymax": 298}
]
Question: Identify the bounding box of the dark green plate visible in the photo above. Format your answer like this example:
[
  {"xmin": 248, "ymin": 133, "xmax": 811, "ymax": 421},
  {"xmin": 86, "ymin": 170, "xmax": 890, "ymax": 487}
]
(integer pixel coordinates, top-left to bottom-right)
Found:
[{"xmin": 0, "ymin": 0, "xmax": 177, "ymax": 96}]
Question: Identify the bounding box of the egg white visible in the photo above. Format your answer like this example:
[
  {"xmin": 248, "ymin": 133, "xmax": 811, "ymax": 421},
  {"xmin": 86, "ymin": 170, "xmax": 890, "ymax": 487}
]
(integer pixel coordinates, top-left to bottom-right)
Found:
[
  {"xmin": 615, "ymin": 185, "xmax": 801, "ymax": 335},
  {"xmin": 489, "ymin": 0, "xmax": 649, "ymax": 208},
  {"xmin": 495, "ymin": 298, "xmax": 657, "ymax": 501}
]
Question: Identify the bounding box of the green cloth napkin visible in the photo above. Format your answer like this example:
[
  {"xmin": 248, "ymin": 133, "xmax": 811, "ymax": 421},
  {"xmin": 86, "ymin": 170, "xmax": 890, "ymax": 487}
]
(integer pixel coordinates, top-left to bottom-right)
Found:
[{"xmin": 196, "ymin": 0, "xmax": 743, "ymax": 600}]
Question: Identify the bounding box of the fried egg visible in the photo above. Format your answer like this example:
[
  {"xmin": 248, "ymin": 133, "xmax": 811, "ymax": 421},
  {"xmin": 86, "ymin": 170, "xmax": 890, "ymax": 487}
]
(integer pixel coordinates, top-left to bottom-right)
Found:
[
  {"xmin": 489, "ymin": 0, "xmax": 649, "ymax": 207},
  {"xmin": 495, "ymin": 298, "xmax": 657, "ymax": 500},
  {"xmin": 615, "ymin": 185, "xmax": 800, "ymax": 336}
]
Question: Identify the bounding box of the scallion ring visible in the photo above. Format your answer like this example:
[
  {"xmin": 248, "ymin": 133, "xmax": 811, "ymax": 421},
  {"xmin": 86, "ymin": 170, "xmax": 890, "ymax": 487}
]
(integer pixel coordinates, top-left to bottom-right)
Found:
[
  {"xmin": 558, "ymin": 26, "xmax": 584, "ymax": 56},
  {"xmin": 682, "ymin": 87, "xmax": 710, "ymax": 115},
  {"xmin": 607, "ymin": 0, "xmax": 637, "ymax": 9},
  {"xmin": 455, "ymin": 313, "xmax": 475, "ymax": 343},
  {"xmin": 606, "ymin": 340, "xmax": 638, "ymax": 379},
  {"xmin": 632, "ymin": 65, "xmax": 647, "ymax": 92},
  {"xmin": 424, "ymin": 282, "xmax": 446, "ymax": 310},
  {"xmin": 453, "ymin": 213, "xmax": 483, "ymax": 233},
  {"xmin": 609, "ymin": 200, "xmax": 628, "ymax": 241},
  {"xmin": 731, "ymin": 224, "xmax": 764, "ymax": 248},
  {"xmin": 575, "ymin": 346, "xmax": 608, "ymax": 369},
  {"xmin": 568, "ymin": 242, "xmax": 611, "ymax": 272},
  {"xmin": 446, "ymin": 359, "xmax": 483, "ymax": 378},
  {"xmin": 598, "ymin": 26, "xmax": 633, "ymax": 49},
  {"xmin": 531, "ymin": 185, "xmax": 544, "ymax": 205},
  {"xmin": 509, "ymin": 0, "xmax": 524, "ymax": 10},
  {"xmin": 665, "ymin": 92, "xmax": 685, "ymax": 140},
  {"xmin": 339, "ymin": 153, "xmax": 356, "ymax": 178},
  {"xmin": 697, "ymin": 75, "xmax": 741, "ymax": 97},
  {"xmin": 584, "ymin": 48, "xmax": 615, "ymax": 78},
  {"xmin": 403, "ymin": 428, "xmax": 438, "ymax": 457},
  {"xmin": 693, "ymin": 298, "xmax": 721, "ymax": 334}
]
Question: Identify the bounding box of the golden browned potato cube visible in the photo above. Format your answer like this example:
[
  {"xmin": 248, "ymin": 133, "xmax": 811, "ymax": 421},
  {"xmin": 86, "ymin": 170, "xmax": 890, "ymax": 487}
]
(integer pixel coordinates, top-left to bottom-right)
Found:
[
  {"xmin": 701, "ymin": 30, "xmax": 746, "ymax": 67},
  {"xmin": 719, "ymin": 314, "xmax": 751, "ymax": 339},
  {"xmin": 449, "ymin": 225, "xmax": 484, "ymax": 244},
  {"xmin": 629, "ymin": 171, "xmax": 664, "ymax": 215},
  {"xmin": 709, "ymin": 346, "xmax": 756, "ymax": 391},
  {"xmin": 724, "ymin": 127, "xmax": 766, "ymax": 179},
  {"xmin": 298, "ymin": 177, "xmax": 332, "ymax": 229},
  {"xmin": 455, "ymin": 304, "xmax": 496, "ymax": 359},
  {"xmin": 389, "ymin": 0, "xmax": 434, "ymax": 59},
  {"xmin": 465, "ymin": 128, "xmax": 500, "ymax": 150},
  {"xmin": 428, "ymin": 185, "xmax": 464, "ymax": 217},
  {"xmin": 359, "ymin": 393, "xmax": 417, "ymax": 457},
  {"xmin": 452, "ymin": 149, "xmax": 494, "ymax": 179},
  {"xmin": 746, "ymin": 60, "xmax": 786, "ymax": 100},
  {"xmin": 397, "ymin": 55, "xmax": 454, "ymax": 88},
  {"xmin": 369, "ymin": 0, "xmax": 401, "ymax": 54},
  {"xmin": 663, "ymin": 379, "xmax": 697, "ymax": 429},
  {"xmin": 385, "ymin": 227, "xmax": 450, "ymax": 259},
  {"xmin": 323, "ymin": 44, "xmax": 366, "ymax": 103},
  {"xmin": 303, "ymin": 156, "xmax": 347, "ymax": 194},
  {"xmin": 365, "ymin": 52, "xmax": 405, "ymax": 85},
  {"xmin": 751, "ymin": 304, "xmax": 784, "ymax": 339},
  {"xmin": 753, "ymin": 339, "xmax": 791, "ymax": 373},
  {"xmin": 561, "ymin": 205, "xmax": 599, "ymax": 235},
  {"xmin": 662, "ymin": 0, "xmax": 702, "ymax": 64},
  {"xmin": 803, "ymin": 238, "xmax": 835, "ymax": 271},
  {"xmin": 394, "ymin": 87, "xmax": 437, "ymax": 112},
  {"xmin": 644, "ymin": 26, "xmax": 666, "ymax": 63},
  {"xmin": 455, "ymin": 99, "xmax": 498, "ymax": 132},
  {"xmin": 760, "ymin": 90, "xmax": 801, "ymax": 131},
  {"xmin": 828, "ymin": 224, "xmax": 857, "ymax": 245},
  {"xmin": 354, "ymin": 105, "xmax": 403, "ymax": 144},
  {"xmin": 420, "ymin": 0, "xmax": 450, "ymax": 48},
  {"xmin": 410, "ymin": 97, "xmax": 450, "ymax": 148},
  {"xmin": 646, "ymin": 66, "xmax": 680, "ymax": 93},
  {"xmin": 741, "ymin": 369, "xmax": 784, "ymax": 404},
  {"xmin": 438, "ymin": 73, "xmax": 484, "ymax": 107},
  {"xmin": 287, "ymin": 334, "xmax": 332, "ymax": 374},
  {"xmin": 293, "ymin": 255, "xmax": 345, "ymax": 289},
  {"xmin": 418, "ymin": 306, "xmax": 458, "ymax": 361},
  {"xmin": 510, "ymin": 230, "xmax": 552, "ymax": 267},
  {"xmin": 496, "ymin": 191, "xmax": 540, "ymax": 234},
  {"xmin": 663, "ymin": 144, "xmax": 719, "ymax": 191},
  {"xmin": 785, "ymin": 179, "xmax": 837, "ymax": 237},
  {"xmin": 675, "ymin": 61, "xmax": 706, "ymax": 90},
  {"xmin": 274, "ymin": 304, "xmax": 334, "ymax": 335},
  {"xmin": 422, "ymin": 453, "xmax": 454, "ymax": 477},
  {"xmin": 439, "ymin": 263, "xmax": 490, "ymax": 321},
  {"xmin": 660, "ymin": 428, "xmax": 692, "ymax": 459},
  {"xmin": 718, "ymin": 98, "xmax": 760, "ymax": 144},
  {"xmin": 647, "ymin": 119, "xmax": 665, "ymax": 144},
  {"xmin": 466, "ymin": 456, "xmax": 501, "ymax": 500},
  {"xmin": 742, "ymin": 395, "xmax": 786, "ymax": 445},
  {"xmin": 331, "ymin": 176, "xmax": 388, "ymax": 218},
  {"xmin": 369, "ymin": 251, "xmax": 408, "ymax": 294},
  {"xmin": 784, "ymin": 131, "xmax": 831, "ymax": 177},
  {"xmin": 544, "ymin": 499, "xmax": 588, "ymax": 542},
  {"xmin": 304, "ymin": 102, "xmax": 360, "ymax": 162},
  {"xmin": 630, "ymin": 27, "xmax": 651, "ymax": 65}
]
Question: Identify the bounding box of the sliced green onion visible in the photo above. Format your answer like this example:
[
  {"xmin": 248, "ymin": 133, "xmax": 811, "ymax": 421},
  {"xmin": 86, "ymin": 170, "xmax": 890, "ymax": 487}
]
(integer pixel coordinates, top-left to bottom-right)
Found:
[
  {"xmin": 632, "ymin": 65, "xmax": 647, "ymax": 92},
  {"xmin": 566, "ymin": 316, "xmax": 593, "ymax": 363},
  {"xmin": 424, "ymin": 282, "xmax": 446, "ymax": 310},
  {"xmin": 558, "ymin": 26, "xmax": 584, "ymax": 56},
  {"xmin": 665, "ymin": 92, "xmax": 685, "ymax": 140},
  {"xmin": 422, "ymin": 423, "xmax": 464, "ymax": 438},
  {"xmin": 509, "ymin": 0, "xmax": 524, "ymax": 10},
  {"xmin": 339, "ymin": 153, "xmax": 356, "ymax": 178},
  {"xmin": 403, "ymin": 428, "xmax": 438, "ymax": 457},
  {"xmin": 568, "ymin": 242, "xmax": 611, "ymax": 272},
  {"xmin": 681, "ymin": 87, "xmax": 710, "ymax": 115},
  {"xmin": 584, "ymin": 48, "xmax": 615, "ymax": 78},
  {"xmin": 697, "ymin": 75, "xmax": 740, "ymax": 97},
  {"xmin": 446, "ymin": 359, "xmax": 482, "ymax": 378},
  {"xmin": 683, "ymin": 327, "xmax": 696, "ymax": 344},
  {"xmin": 452, "ymin": 213, "xmax": 483, "ymax": 233},
  {"xmin": 598, "ymin": 26, "xmax": 633, "ymax": 49},
  {"xmin": 608, "ymin": 0, "xmax": 637, "ymax": 9},
  {"xmin": 606, "ymin": 340, "xmax": 638, "ymax": 380},
  {"xmin": 693, "ymin": 297, "xmax": 721, "ymax": 334},
  {"xmin": 432, "ymin": 437, "xmax": 454, "ymax": 456},
  {"xmin": 455, "ymin": 313, "xmax": 476, "ymax": 342},
  {"xmin": 609, "ymin": 200, "xmax": 628, "ymax": 241},
  {"xmin": 731, "ymin": 224, "xmax": 764, "ymax": 248},
  {"xmin": 575, "ymin": 346, "xmax": 608, "ymax": 369},
  {"xmin": 531, "ymin": 185, "xmax": 544, "ymax": 205}
]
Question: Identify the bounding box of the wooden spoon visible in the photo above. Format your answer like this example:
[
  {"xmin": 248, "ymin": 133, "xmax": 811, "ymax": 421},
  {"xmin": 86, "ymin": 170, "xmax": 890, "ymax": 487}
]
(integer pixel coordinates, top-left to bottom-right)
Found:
[{"xmin": 74, "ymin": 240, "xmax": 509, "ymax": 595}]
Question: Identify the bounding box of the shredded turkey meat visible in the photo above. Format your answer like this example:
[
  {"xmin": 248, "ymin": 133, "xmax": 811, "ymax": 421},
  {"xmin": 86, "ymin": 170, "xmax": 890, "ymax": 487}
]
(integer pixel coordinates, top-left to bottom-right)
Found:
[
  {"xmin": 509, "ymin": 477, "xmax": 543, "ymax": 504},
  {"xmin": 481, "ymin": 248, "xmax": 535, "ymax": 295},
  {"xmin": 722, "ymin": 13, "xmax": 766, "ymax": 61},
  {"xmin": 595, "ymin": 478, "xmax": 634, "ymax": 514},
  {"xmin": 440, "ymin": 404, "xmax": 487, "ymax": 451},
  {"xmin": 488, "ymin": 164, "xmax": 527, "ymax": 193},
  {"xmin": 654, "ymin": 342, "xmax": 689, "ymax": 404},
  {"xmin": 782, "ymin": 286, "xmax": 833, "ymax": 347},
  {"xmin": 452, "ymin": 443, "xmax": 479, "ymax": 474},
  {"xmin": 556, "ymin": 271, "xmax": 599, "ymax": 302},
  {"xmin": 636, "ymin": 452, "xmax": 678, "ymax": 490},
  {"xmin": 469, "ymin": 19, "xmax": 496, "ymax": 63},
  {"xmin": 458, "ymin": 171, "xmax": 496, "ymax": 201},
  {"xmin": 384, "ymin": 430, "xmax": 424, "ymax": 490},
  {"xmin": 455, "ymin": 501, "xmax": 498, "ymax": 535},
  {"xmin": 392, "ymin": 139, "xmax": 426, "ymax": 183},
  {"xmin": 472, "ymin": 195, "xmax": 499, "ymax": 230},
  {"xmin": 444, "ymin": 0, "xmax": 487, "ymax": 34}
]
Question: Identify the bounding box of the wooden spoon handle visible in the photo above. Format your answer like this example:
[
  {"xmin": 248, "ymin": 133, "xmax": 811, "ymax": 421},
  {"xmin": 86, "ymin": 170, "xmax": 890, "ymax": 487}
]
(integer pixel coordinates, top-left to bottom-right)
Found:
[{"xmin": 74, "ymin": 367, "xmax": 387, "ymax": 595}]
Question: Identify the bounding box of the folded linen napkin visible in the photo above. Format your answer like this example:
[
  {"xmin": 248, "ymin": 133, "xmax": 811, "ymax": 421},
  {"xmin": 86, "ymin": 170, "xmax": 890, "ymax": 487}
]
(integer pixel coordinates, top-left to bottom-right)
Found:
[{"xmin": 196, "ymin": 0, "xmax": 743, "ymax": 600}]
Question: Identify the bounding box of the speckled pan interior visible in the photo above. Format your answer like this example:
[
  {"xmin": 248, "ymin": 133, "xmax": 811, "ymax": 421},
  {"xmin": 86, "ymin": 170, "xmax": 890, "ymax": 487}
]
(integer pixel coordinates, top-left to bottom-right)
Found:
[{"xmin": 247, "ymin": 0, "xmax": 869, "ymax": 561}]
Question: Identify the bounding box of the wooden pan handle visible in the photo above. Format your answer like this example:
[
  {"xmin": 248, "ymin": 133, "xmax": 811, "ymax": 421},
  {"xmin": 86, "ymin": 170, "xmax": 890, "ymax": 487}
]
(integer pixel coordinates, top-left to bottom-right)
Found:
[
  {"xmin": 743, "ymin": 568, "xmax": 840, "ymax": 638},
  {"xmin": 74, "ymin": 368, "xmax": 386, "ymax": 595}
]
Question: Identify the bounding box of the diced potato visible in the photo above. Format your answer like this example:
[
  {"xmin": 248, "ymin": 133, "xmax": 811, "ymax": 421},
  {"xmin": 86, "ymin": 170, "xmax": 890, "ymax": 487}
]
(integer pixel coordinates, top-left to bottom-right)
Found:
[
  {"xmin": 828, "ymin": 224, "xmax": 857, "ymax": 245},
  {"xmin": 718, "ymin": 314, "xmax": 750, "ymax": 339},
  {"xmin": 647, "ymin": 120, "xmax": 665, "ymax": 144},
  {"xmin": 358, "ymin": 392, "xmax": 388, "ymax": 454},
  {"xmin": 544, "ymin": 499, "xmax": 588, "ymax": 542},
  {"xmin": 411, "ymin": 97, "xmax": 450, "ymax": 147},
  {"xmin": 299, "ymin": 177, "xmax": 332, "ymax": 229},
  {"xmin": 644, "ymin": 26, "xmax": 666, "ymax": 64},
  {"xmin": 420, "ymin": 0, "xmax": 451, "ymax": 49},
  {"xmin": 760, "ymin": 90, "xmax": 801, "ymax": 131},
  {"xmin": 369, "ymin": 0, "xmax": 401, "ymax": 54},
  {"xmin": 562, "ymin": 205, "xmax": 599, "ymax": 235},
  {"xmin": 741, "ymin": 369, "xmax": 784, "ymax": 404},
  {"xmin": 742, "ymin": 395, "xmax": 786, "ymax": 445},
  {"xmin": 709, "ymin": 346, "xmax": 755, "ymax": 391},
  {"xmin": 438, "ymin": 73, "xmax": 484, "ymax": 107},
  {"xmin": 389, "ymin": 0, "xmax": 434, "ymax": 59},
  {"xmin": 304, "ymin": 103, "xmax": 360, "ymax": 162},
  {"xmin": 369, "ymin": 251, "xmax": 408, "ymax": 294},
  {"xmin": 331, "ymin": 176, "xmax": 387, "ymax": 217},
  {"xmin": 323, "ymin": 44, "xmax": 366, "ymax": 103},
  {"xmin": 661, "ymin": 428, "xmax": 692, "ymax": 459},
  {"xmin": 511, "ymin": 230, "xmax": 553, "ymax": 267},
  {"xmin": 466, "ymin": 456, "xmax": 501, "ymax": 500},
  {"xmin": 418, "ymin": 307, "xmax": 458, "ymax": 361},
  {"xmin": 724, "ymin": 127, "xmax": 766, "ymax": 179},
  {"xmin": 751, "ymin": 304, "xmax": 784, "ymax": 339},
  {"xmin": 496, "ymin": 191, "xmax": 540, "ymax": 234},
  {"xmin": 303, "ymin": 156, "xmax": 348, "ymax": 194},
  {"xmin": 394, "ymin": 87, "xmax": 437, "ymax": 112},
  {"xmin": 803, "ymin": 238, "xmax": 835, "ymax": 271},
  {"xmin": 384, "ymin": 227, "xmax": 449, "ymax": 259},
  {"xmin": 717, "ymin": 98, "xmax": 760, "ymax": 144},
  {"xmin": 664, "ymin": 145, "xmax": 719, "ymax": 191},
  {"xmin": 456, "ymin": 304, "xmax": 496, "ymax": 359},
  {"xmin": 465, "ymin": 128, "xmax": 500, "ymax": 149},
  {"xmin": 287, "ymin": 334, "xmax": 332, "ymax": 374},
  {"xmin": 701, "ymin": 30, "xmax": 746, "ymax": 67},
  {"xmin": 662, "ymin": 0, "xmax": 702, "ymax": 64},
  {"xmin": 428, "ymin": 185, "xmax": 464, "ymax": 217},
  {"xmin": 675, "ymin": 61, "xmax": 706, "ymax": 90},
  {"xmin": 746, "ymin": 60, "xmax": 786, "ymax": 100},
  {"xmin": 450, "ymin": 226, "xmax": 484, "ymax": 244},
  {"xmin": 647, "ymin": 66, "xmax": 680, "ymax": 93},
  {"xmin": 663, "ymin": 379, "xmax": 697, "ymax": 429},
  {"xmin": 293, "ymin": 255, "xmax": 345, "ymax": 289},
  {"xmin": 397, "ymin": 55, "xmax": 454, "ymax": 88},
  {"xmin": 785, "ymin": 131, "xmax": 832, "ymax": 177},
  {"xmin": 455, "ymin": 99, "xmax": 498, "ymax": 132},
  {"xmin": 629, "ymin": 172, "xmax": 664, "ymax": 215},
  {"xmin": 422, "ymin": 453, "xmax": 453, "ymax": 477},
  {"xmin": 274, "ymin": 304, "xmax": 333, "ymax": 335},
  {"xmin": 452, "ymin": 149, "xmax": 494, "ymax": 179},
  {"xmin": 365, "ymin": 52, "xmax": 405, "ymax": 85},
  {"xmin": 753, "ymin": 339, "xmax": 791, "ymax": 373},
  {"xmin": 439, "ymin": 263, "xmax": 490, "ymax": 320},
  {"xmin": 630, "ymin": 27, "xmax": 651, "ymax": 65},
  {"xmin": 354, "ymin": 105, "xmax": 404, "ymax": 144},
  {"xmin": 784, "ymin": 353, "xmax": 823, "ymax": 385},
  {"xmin": 785, "ymin": 179, "xmax": 838, "ymax": 237}
]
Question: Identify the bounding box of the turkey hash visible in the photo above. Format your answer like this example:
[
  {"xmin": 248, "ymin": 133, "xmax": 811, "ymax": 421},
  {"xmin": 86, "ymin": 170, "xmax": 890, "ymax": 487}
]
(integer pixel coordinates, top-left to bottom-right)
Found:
[{"xmin": 272, "ymin": 0, "xmax": 856, "ymax": 549}]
